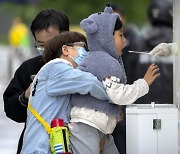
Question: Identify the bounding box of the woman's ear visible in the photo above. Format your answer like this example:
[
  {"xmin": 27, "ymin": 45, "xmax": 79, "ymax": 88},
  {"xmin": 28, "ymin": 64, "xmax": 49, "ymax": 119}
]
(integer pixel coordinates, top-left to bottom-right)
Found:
[{"xmin": 62, "ymin": 45, "xmax": 69, "ymax": 56}]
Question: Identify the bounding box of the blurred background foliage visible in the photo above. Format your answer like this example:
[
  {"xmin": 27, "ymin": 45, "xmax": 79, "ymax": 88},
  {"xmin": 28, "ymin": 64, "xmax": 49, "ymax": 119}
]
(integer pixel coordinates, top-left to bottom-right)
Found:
[{"xmin": 0, "ymin": 0, "xmax": 149, "ymax": 44}]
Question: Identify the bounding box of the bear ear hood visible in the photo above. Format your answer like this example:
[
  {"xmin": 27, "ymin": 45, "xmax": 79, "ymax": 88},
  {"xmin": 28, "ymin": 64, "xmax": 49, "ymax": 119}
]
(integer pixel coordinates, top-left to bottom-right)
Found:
[
  {"xmin": 80, "ymin": 18, "xmax": 98, "ymax": 34},
  {"xmin": 104, "ymin": 4, "xmax": 113, "ymax": 13},
  {"xmin": 80, "ymin": 5, "xmax": 121, "ymax": 59}
]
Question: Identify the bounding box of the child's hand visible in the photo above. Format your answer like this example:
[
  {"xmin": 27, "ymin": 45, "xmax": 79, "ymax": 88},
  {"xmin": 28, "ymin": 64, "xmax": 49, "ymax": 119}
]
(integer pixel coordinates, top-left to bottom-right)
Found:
[{"xmin": 143, "ymin": 63, "xmax": 160, "ymax": 86}]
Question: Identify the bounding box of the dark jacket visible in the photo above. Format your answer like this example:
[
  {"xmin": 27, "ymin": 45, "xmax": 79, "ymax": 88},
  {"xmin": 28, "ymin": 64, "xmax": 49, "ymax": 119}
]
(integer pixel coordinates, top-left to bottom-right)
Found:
[
  {"xmin": 3, "ymin": 55, "xmax": 45, "ymax": 153},
  {"xmin": 134, "ymin": 25, "xmax": 173, "ymax": 104},
  {"xmin": 113, "ymin": 24, "xmax": 172, "ymax": 154}
]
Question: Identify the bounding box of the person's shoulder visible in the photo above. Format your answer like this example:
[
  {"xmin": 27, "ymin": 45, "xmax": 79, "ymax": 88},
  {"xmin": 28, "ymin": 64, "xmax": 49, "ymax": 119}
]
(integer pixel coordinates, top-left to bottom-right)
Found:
[
  {"xmin": 22, "ymin": 56, "xmax": 42, "ymax": 65},
  {"xmin": 19, "ymin": 56, "xmax": 44, "ymax": 68},
  {"xmin": 17, "ymin": 55, "xmax": 44, "ymax": 74}
]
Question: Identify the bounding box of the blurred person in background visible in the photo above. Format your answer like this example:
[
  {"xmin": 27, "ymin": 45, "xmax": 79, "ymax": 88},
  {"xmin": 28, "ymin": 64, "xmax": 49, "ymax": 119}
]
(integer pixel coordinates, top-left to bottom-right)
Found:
[
  {"xmin": 8, "ymin": 17, "xmax": 30, "ymax": 48},
  {"xmin": 8, "ymin": 17, "xmax": 31, "ymax": 75},
  {"xmin": 134, "ymin": 0, "xmax": 173, "ymax": 104},
  {"xmin": 111, "ymin": 4, "xmax": 141, "ymax": 154},
  {"xmin": 3, "ymin": 9, "xmax": 69, "ymax": 154}
]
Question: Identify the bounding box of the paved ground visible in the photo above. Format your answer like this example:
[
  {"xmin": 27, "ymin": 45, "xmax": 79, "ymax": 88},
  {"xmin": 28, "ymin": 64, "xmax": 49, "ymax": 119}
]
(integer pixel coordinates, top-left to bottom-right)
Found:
[
  {"xmin": 0, "ymin": 82, "xmax": 24, "ymax": 154},
  {"xmin": 0, "ymin": 46, "xmax": 33, "ymax": 154}
]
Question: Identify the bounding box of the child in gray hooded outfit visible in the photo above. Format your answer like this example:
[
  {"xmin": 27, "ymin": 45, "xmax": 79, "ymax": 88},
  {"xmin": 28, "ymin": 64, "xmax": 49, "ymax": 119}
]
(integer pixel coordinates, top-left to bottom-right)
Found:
[{"xmin": 69, "ymin": 5, "xmax": 160, "ymax": 154}]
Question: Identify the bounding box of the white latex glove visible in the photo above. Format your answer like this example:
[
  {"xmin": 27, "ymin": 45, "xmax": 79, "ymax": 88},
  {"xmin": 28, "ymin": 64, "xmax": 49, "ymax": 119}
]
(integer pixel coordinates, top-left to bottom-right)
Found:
[{"xmin": 149, "ymin": 43, "xmax": 175, "ymax": 58}]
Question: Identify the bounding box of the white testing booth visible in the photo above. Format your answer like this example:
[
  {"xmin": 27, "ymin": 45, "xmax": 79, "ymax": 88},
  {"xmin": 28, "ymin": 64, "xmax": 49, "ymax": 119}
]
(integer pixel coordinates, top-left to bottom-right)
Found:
[
  {"xmin": 126, "ymin": 0, "xmax": 180, "ymax": 154},
  {"xmin": 126, "ymin": 104, "xmax": 178, "ymax": 154}
]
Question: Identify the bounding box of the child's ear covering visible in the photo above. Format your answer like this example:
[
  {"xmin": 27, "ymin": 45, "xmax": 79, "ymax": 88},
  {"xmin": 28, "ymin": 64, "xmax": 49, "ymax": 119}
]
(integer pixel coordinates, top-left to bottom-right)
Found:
[{"xmin": 80, "ymin": 18, "xmax": 98, "ymax": 34}]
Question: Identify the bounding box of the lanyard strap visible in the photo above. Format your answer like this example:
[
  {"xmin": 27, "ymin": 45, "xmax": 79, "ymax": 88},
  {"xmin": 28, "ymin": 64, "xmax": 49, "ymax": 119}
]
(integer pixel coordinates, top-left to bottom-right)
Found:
[{"xmin": 28, "ymin": 102, "xmax": 52, "ymax": 134}]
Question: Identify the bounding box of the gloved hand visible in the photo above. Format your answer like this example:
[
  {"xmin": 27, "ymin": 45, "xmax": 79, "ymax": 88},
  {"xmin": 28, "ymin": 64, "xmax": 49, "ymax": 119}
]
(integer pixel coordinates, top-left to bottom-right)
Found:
[{"xmin": 149, "ymin": 43, "xmax": 175, "ymax": 58}]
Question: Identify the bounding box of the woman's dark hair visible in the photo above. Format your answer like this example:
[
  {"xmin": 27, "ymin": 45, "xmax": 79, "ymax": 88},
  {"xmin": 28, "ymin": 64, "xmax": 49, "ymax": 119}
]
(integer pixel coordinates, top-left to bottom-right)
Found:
[
  {"xmin": 114, "ymin": 17, "xmax": 123, "ymax": 31},
  {"xmin": 30, "ymin": 9, "xmax": 69, "ymax": 38},
  {"xmin": 43, "ymin": 31, "xmax": 87, "ymax": 63}
]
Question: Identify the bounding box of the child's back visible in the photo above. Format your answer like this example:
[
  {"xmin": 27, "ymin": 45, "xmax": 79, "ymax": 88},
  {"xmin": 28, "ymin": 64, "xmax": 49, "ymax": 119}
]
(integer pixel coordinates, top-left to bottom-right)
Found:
[{"xmin": 69, "ymin": 5, "xmax": 160, "ymax": 154}]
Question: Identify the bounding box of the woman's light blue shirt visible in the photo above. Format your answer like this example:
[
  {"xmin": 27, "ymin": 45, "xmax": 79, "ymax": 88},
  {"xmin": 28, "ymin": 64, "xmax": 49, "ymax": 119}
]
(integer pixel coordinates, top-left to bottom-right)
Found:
[{"xmin": 21, "ymin": 59, "xmax": 109, "ymax": 154}]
